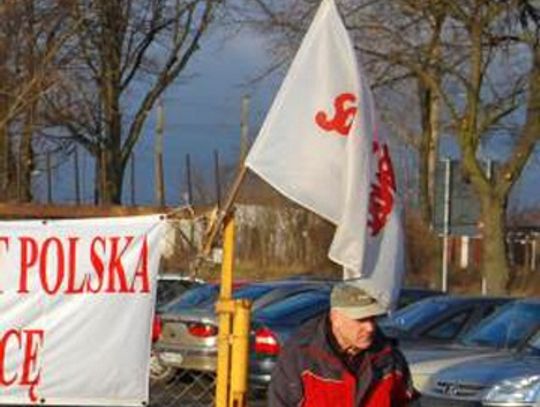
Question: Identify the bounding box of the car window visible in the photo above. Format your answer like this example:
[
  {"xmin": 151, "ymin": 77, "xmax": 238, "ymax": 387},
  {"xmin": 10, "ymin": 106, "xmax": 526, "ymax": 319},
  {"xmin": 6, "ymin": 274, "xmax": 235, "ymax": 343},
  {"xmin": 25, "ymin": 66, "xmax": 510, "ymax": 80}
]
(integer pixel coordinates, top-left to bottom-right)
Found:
[
  {"xmin": 524, "ymin": 330, "xmax": 540, "ymax": 356},
  {"xmin": 251, "ymin": 285, "xmax": 328, "ymax": 311},
  {"xmin": 480, "ymin": 304, "xmax": 497, "ymax": 319},
  {"xmin": 462, "ymin": 301, "xmax": 540, "ymax": 349},
  {"xmin": 232, "ymin": 285, "xmax": 275, "ymax": 301},
  {"xmin": 424, "ymin": 311, "xmax": 470, "ymax": 339},
  {"xmin": 383, "ymin": 297, "xmax": 453, "ymax": 331},
  {"xmin": 254, "ymin": 291, "xmax": 330, "ymax": 323},
  {"xmin": 162, "ymin": 284, "xmax": 219, "ymax": 312},
  {"xmin": 156, "ymin": 280, "xmax": 199, "ymax": 310}
]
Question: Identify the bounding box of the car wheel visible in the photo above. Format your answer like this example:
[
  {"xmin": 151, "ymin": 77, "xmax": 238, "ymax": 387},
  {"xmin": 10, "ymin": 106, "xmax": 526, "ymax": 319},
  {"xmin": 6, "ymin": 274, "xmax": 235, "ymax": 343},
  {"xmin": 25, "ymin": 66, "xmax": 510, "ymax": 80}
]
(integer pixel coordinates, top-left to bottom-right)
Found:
[{"xmin": 150, "ymin": 352, "xmax": 177, "ymax": 384}]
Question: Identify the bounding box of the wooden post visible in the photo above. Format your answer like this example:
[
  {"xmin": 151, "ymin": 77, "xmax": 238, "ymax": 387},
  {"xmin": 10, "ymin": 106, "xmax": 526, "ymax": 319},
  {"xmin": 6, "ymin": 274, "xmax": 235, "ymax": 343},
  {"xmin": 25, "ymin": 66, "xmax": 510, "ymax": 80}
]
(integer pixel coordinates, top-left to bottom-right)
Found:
[
  {"xmin": 214, "ymin": 149, "xmax": 221, "ymax": 208},
  {"xmin": 239, "ymin": 95, "xmax": 250, "ymax": 166},
  {"xmin": 155, "ymin": 100, "xmax": 165, "ymax": 207},
  {"xmin": 100, "ymin": 148, "xmax": 107, "ymax": 205},
  {"xmin": 46, "ymin": 150, "xmax": 52, "ymax": 204},
  {"xmin": 74, "ymin": 147, "xmax": 81, "ymax": 204},
  {"xmin": 130, "ymin": 153, "xmax": 136, "ymax": 206},
  {"xmin": 185, "ymin": 153, "xmax": 193, "ymax": 205}
]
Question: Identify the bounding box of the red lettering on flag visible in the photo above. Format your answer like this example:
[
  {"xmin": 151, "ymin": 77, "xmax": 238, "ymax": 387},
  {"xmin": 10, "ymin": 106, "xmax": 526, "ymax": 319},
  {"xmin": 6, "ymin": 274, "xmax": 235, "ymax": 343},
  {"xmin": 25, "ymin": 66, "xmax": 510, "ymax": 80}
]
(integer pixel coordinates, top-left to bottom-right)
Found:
[
  {"xmin": 315, "ymin": 93, "xmax": 358, "ymax": 136},
  {"xmin": 368, "ymin": 141, "xmax": 396, "ymax": 236}
]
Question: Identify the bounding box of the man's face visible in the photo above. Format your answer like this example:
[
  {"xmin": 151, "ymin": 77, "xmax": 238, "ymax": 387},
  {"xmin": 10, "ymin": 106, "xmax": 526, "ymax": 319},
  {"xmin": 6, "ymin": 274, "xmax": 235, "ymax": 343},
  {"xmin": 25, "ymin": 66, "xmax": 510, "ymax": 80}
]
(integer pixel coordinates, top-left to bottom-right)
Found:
[{"xmin": 330, "ymin": 309, "xmax": 376, "ymax": 354}]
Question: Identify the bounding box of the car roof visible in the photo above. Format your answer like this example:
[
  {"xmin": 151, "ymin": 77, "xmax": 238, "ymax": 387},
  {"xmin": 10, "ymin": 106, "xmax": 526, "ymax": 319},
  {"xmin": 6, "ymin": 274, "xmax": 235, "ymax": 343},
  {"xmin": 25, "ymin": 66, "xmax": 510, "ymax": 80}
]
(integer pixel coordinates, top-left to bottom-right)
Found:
[
  {"xmin": 514, "ymin": 297, "xmax": 540, "ymax": 305},
  {"xmin": 157, "ymin": 273, "xmax": 204, "ymax": 283},
  {"xmin": 425, "ymin": 294, "xmax": 511, "ymax": 303}
]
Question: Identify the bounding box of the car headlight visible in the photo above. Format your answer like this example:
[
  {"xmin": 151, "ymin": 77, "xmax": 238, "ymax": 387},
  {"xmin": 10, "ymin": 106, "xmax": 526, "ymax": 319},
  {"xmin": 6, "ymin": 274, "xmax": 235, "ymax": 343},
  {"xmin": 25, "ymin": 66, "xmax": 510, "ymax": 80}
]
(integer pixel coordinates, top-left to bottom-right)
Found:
[{"xmin": 483, "ymin": 375, "xmax": 540, "ymax": 405}]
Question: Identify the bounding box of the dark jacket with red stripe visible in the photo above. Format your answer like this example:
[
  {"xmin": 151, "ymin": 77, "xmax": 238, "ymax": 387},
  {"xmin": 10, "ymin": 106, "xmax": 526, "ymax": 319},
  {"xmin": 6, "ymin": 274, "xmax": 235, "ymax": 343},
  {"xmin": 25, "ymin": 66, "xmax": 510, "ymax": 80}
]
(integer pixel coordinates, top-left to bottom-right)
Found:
[{"xmin": 268, "ymin": 313, "xmax": 417, "ymax": 407}]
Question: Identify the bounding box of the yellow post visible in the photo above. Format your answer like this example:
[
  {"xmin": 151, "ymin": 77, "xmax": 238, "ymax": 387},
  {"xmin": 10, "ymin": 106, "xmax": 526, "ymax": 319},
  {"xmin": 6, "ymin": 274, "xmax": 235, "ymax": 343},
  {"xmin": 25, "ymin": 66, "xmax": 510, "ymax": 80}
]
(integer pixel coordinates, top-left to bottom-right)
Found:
[
  {"xmin": 229, "ymin": 299, "xmax": 251, "ymax": 407},
  {"xmin": 215, "ymin": 213, "xmax": 236, "ymax": 407}
]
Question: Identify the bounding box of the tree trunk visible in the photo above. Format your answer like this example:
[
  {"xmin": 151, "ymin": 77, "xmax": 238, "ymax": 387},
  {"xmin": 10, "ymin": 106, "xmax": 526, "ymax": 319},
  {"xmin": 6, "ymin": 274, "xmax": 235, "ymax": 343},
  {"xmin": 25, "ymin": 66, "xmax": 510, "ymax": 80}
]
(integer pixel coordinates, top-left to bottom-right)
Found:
[
  {"xmin": 0, "ymin": 35, "xmax": 10, "ymax": 201},
  {"xmin": 418, "ymin": 84, "xmax": 432, "ymax": 224},
  {"xmin": 19, "ymin": 102, "xmax": 35, "ymax": 202},
  {"xmin": 417, "ymin": 83, "xmax": 440, "ymax": 225},
  {"xmin": 479, "ymin": 195, "xmax": 509, "ymax": 294},
  {"xmin": 98, "ymin": 146, "xmax": 124, "ymax": 205}
]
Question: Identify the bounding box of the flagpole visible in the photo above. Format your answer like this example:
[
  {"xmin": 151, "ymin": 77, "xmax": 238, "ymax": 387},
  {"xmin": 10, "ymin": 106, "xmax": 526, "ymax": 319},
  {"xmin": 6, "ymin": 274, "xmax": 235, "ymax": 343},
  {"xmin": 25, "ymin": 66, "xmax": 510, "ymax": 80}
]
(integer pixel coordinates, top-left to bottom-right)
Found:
[{"xmin": 203, "ymin": 165, "xmax": 247, "ymax": 255}]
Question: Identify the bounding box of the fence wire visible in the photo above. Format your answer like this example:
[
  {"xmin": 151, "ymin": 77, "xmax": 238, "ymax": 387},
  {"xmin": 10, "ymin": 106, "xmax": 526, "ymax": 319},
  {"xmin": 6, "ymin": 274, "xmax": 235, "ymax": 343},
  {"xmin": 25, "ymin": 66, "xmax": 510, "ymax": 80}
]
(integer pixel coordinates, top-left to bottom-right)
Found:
[
  {"xmin": 149, "ymin": 363, "xmax": 267, "ymax": 407},
  {"xmin": 150, "ymin": 368, "xmax": 217, "ymax": 407}
]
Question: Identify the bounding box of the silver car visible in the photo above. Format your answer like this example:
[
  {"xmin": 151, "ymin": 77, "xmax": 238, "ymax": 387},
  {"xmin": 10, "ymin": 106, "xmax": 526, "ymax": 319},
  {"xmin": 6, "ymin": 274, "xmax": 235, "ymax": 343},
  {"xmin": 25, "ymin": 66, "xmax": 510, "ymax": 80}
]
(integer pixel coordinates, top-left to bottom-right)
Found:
[
  {"xmin": 408, "ymin": 298, "xmax": 540, "ymax": 392},
  {"xmin": 153, "ymin": 280, "xmax": 334, "ymax": 381},
  {"xmin": 420, "ymin": 326, "xmax": 540, "ymax": 406}
]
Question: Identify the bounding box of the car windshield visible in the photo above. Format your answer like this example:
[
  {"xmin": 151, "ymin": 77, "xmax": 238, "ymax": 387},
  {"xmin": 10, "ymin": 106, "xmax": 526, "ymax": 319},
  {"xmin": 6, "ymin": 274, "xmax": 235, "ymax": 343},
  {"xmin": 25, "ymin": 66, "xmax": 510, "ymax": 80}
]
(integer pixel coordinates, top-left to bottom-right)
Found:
[
  {"xmin": 523, "ymin": 329, "xmax": 540, "ymax": 356},
  {"xmin": 156, "ymin": 279, "xmax": 199, "ymax": 310},
  {"xmin": 232, "ymin": 284, "xmax": 275, "ymax": 301},
  {"xmin": 380, "ymin": 297, "xmax": 452, "ymax": 331},
  {"xmin": 162, "ymin": 284, "xmax": 219, "ymax": 313},
  {"xmin": 461, "ymin": 301, "xmax": 540, "ymax": 349},
  {"xmin": 254, "ymin": 290, "xmax": 330, "ymax": 323}
]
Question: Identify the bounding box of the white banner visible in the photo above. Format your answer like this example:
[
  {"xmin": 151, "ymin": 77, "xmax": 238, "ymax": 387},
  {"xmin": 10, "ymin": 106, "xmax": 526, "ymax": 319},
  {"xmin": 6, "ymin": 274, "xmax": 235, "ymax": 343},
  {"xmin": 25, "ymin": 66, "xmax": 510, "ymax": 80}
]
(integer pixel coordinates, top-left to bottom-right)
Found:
[{"xmin": 0, "ymin": 215, "xmax": 166, "ymax": 406}]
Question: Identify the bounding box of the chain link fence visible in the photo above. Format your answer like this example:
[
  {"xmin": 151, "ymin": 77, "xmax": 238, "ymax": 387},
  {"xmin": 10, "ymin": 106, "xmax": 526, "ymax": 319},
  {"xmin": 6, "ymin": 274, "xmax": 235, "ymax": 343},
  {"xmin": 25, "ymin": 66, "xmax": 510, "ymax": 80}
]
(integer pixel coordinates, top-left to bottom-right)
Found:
[
  {"xmin": 150, "ymin": 369, "xmax": 217, "ymax": 407},
  {"xmin": 149, "ymin": 364, "xmax": 267, "ymax": 407}
]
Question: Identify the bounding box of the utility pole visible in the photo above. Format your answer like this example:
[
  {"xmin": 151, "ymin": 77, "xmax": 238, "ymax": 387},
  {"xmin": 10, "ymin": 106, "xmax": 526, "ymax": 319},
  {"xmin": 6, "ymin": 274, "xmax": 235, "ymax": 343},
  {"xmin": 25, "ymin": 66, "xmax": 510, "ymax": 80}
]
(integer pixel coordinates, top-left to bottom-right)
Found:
[
  {"xmin": 185, "ymin": 153, "xmax": 193, "ymax": 205},
  {"xmin": 46, "ymin": 150, "xmax": 53, "ymax": 204},
  {"xmin": 74, "ymin": 147, "xmax": 80, "ymax": 204},
  {"xmin": 130, "ymin": 153, "xmax": 136, "ymax": 206},
  {"xmin": 155, "ymin": 99, "xmax": 165, "ymax": 207},
  {"xmin": 214, "ymin": 149, "xmax": 221, "ymax": 208},
  {"xmin": 441, "ymin": 158, "xmax": 452, "ymax": 293},
  {"xmin": 239, "ymin": 95, "xmax": 250, "ymax": 166},
  {"xmin": 481, "ymin": 159, "xmax": 494, "ymax": 295}
]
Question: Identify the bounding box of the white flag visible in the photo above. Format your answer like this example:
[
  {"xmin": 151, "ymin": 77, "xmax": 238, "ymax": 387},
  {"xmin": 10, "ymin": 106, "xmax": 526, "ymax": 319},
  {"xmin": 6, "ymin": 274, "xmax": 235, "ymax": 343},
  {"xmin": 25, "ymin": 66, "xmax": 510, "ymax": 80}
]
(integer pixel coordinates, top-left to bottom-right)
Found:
[{"xmin": 245, "ymin": 0, "xmax": 404, "ymax": 308}]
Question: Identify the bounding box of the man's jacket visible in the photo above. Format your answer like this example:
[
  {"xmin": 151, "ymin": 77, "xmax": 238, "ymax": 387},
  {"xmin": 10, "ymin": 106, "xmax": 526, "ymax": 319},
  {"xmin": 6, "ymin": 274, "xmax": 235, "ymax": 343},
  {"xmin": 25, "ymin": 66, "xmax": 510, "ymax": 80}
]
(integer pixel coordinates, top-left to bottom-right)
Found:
[{"xmin": 268, "ymin": 314, "xmax": 417, "ymax": 407}]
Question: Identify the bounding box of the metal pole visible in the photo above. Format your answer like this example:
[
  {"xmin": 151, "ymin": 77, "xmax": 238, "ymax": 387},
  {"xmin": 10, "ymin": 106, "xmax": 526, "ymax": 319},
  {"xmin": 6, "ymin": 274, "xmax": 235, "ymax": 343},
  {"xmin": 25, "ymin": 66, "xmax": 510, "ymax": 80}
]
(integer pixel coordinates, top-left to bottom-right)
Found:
[
  {"xmin": 532, "ymin": 237, "xmax": 537, "ymax": 271},
  {"xmin": 482, "ymin": 159, "xmax": 493, "ymax": 295},
  {"xmin": 229, "ymin": 299, "xmax": 251, "ymax": 407},
  {"xmin": 215, "ymin": 213, "xmax": 236, "ymax": 407},
  {"xmin": 441, "ymin": 158, "xmax": 452, "ymax": 292}
]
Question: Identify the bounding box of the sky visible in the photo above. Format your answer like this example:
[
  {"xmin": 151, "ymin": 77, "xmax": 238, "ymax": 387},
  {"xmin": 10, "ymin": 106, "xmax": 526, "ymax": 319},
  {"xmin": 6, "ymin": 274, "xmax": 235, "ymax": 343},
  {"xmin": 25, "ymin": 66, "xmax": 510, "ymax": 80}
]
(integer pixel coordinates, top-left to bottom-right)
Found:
[{"xmin": 33, "ymin": 24, "xmax": 539, "ymax": 212}]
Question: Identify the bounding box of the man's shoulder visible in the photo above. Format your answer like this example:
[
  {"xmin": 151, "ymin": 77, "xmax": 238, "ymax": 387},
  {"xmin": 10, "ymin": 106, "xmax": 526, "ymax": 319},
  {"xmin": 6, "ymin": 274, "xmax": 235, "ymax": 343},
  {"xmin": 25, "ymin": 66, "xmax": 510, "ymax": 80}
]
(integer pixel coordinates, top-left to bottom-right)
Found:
[{"xmin": 284, "ymin": 313, "xmax": 328, "ymax": 349}]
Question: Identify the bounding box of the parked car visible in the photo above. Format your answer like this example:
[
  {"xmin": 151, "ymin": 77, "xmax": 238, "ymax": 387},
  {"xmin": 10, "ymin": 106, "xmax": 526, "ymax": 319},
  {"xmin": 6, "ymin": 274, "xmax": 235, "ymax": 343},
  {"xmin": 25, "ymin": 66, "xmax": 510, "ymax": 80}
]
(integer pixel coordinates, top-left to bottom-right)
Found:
[
  {"xmin": 380, "ymin": 295, "xmax": 512, "ymax": 347},
  {"xmin": 396, "ymin": 288, "xmax": 444, "ymax": 309},
  {"xmin": 155, "ymin": 274, "xmax": 204, "ymax": 312},
  {"xmin": 420, "ymin": 325, "xmax": 540, "ymax": 406},
  {"xmin": 407, "ymin": 298, "xmax": 540, "ymax": 392},
  {"xmin": 152, "ymin": 280, "xmax": 335, "ymax": 382},
  {"xmin": 247, "ymin": 286, "xmax": 444, "ymax": 391},
  {"xmin": 249, "ymin": 286, "xmax": 333, "ymax": 389},
  {"xmin": 151, "ymin": 280, "xmax": 245, "ymax": 382}
]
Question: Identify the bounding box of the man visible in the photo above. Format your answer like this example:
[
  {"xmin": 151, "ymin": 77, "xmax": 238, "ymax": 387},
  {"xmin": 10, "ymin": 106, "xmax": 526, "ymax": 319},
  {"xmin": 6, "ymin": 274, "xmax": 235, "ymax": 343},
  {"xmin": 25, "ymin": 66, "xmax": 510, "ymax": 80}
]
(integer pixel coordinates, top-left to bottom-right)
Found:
[{"xmin": 268, "ymin": 282, "xmax": 417, "ymax": 406}]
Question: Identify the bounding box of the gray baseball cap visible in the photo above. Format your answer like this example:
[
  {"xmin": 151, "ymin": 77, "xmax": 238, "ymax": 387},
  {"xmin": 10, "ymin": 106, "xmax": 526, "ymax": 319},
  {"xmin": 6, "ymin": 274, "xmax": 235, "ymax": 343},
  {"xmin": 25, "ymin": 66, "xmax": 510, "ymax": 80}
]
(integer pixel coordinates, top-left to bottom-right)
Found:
[{"xmin": 330, "ymin": 282, "xmax": 388, "ymax": 320}]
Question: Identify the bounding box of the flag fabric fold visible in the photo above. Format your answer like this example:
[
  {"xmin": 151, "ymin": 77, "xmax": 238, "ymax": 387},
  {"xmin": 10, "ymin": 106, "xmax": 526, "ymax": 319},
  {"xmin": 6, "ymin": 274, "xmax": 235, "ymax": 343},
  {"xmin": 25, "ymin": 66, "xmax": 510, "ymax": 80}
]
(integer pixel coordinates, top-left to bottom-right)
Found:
[{"xmin": 245, "ymin": 0, "xmax": 404, "ymax": 309}]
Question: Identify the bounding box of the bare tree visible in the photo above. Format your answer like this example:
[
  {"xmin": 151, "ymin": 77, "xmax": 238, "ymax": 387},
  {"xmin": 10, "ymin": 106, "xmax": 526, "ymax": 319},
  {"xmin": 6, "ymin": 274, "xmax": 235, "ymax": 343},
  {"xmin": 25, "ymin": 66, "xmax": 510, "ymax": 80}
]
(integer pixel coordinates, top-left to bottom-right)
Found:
[
  {"xmin": 44, "ymin": 0, "xmax": 222, "ymax": 204},
  {"xmin": 0, "ymin": 0, "xmax": 72, "ymax": 202},
  {"xmin": 233, "ymin": 0, "xmax": 540, "ymax": 293}
]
